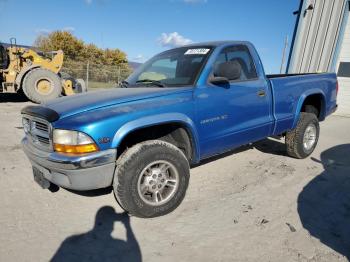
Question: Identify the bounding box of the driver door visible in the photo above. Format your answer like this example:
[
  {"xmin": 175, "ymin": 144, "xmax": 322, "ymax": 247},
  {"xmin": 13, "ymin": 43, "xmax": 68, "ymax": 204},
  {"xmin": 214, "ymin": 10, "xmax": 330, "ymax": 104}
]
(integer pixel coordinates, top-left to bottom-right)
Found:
[{"xmin": 195, "ymin": 45, "xmax": 273, "ymax": 158}]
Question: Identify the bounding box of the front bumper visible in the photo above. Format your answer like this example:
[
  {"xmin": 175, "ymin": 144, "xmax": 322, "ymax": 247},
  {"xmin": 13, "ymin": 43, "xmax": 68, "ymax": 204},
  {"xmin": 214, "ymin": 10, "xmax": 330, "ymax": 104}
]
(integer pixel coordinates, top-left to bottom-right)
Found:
[{"xmin": 22, "ymin": 137, "xmax": 117, "ymax": 190}]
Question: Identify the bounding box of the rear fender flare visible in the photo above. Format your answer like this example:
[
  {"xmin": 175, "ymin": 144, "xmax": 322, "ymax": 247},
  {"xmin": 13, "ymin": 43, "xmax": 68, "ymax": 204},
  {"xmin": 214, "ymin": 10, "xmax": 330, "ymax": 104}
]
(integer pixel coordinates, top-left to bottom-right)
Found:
[
  {"xmin": 292, "ymin": 89, "xmax": 326, "ymax": 129},
  {"xmin": 111, "ymin": 113, "xmax": 200, "ymax": 163}
]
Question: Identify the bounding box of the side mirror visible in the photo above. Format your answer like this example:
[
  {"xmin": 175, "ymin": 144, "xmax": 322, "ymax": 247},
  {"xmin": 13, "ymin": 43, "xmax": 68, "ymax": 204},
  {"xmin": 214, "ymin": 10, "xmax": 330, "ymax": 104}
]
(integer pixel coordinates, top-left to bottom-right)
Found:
[
  {"xmin": 213, "ymin": 61, "xmax": 241, "ymax": 81},
  {"xmin": 210, "ymin": 76, "xmax": 230, "ymax": 86}
]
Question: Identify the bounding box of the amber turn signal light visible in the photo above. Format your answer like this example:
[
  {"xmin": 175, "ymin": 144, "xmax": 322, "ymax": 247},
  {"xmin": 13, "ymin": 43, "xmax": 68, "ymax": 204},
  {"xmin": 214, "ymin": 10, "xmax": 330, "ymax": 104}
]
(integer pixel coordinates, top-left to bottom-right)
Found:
[{"xmin": 54, "ymin": 143, "xmax": 99, "ymax": 154}]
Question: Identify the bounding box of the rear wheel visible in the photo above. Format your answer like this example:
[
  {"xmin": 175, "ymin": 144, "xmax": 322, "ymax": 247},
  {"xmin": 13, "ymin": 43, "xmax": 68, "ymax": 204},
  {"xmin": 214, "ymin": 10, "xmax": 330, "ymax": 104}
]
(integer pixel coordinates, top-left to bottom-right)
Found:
[
  {"xmin": 22, "ymin": 68, "xmax": 62, "ymax": 103},
  {"xmin": 113, "ymin": 140, "xmax": 190, "ymax": 218},
  {"xmin": 305, "ymin": 105, "xmax": 319, "ymax": 117},
  {"xmin": 59, "ymin": 72, "xmax": 86, "ymax": 94},
  {"xmin": 74, "ymin": 79, "xmax": 87, "ymax": 93},
  {"xmin": 286, "ymin": 112, "xmax": 320, "ymax": 159}
]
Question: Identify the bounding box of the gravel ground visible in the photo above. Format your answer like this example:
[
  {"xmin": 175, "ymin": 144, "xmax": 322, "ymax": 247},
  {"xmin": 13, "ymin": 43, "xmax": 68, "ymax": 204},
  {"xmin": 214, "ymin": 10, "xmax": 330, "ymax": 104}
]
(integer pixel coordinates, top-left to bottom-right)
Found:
[{"xmin": 0, "ymin": 93, "xmax": 349, "ymax": 262}]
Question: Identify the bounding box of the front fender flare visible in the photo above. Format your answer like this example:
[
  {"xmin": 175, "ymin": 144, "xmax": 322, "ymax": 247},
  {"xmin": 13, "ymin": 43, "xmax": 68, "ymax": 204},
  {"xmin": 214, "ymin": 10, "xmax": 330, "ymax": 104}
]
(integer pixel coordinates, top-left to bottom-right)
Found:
[{"xmin": 111, "ymin": 113, "xmax": 200, "ymax": 163}]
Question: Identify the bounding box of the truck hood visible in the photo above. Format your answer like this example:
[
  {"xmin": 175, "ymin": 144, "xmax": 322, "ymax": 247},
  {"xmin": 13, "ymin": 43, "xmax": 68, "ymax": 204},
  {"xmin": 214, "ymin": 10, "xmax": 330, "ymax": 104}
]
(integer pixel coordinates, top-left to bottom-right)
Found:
[{"xmin": 45, "ymin": 87, "xmax": 191, "ymax": 119}]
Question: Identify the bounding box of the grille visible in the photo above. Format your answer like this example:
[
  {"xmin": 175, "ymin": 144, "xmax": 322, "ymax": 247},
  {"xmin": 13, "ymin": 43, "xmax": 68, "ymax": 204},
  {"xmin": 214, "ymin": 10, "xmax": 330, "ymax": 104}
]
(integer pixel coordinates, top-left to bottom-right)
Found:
[
  {"xmin": 34, "ymin": 121, "xmax": 49, "ymax": 132},
  {"xmin": 22, "ymin": 115, "xmax": 52, "ymax": 150},
  {"xmin": 37, "ymin": 135, "xmax": 50, "ymax": 145}
]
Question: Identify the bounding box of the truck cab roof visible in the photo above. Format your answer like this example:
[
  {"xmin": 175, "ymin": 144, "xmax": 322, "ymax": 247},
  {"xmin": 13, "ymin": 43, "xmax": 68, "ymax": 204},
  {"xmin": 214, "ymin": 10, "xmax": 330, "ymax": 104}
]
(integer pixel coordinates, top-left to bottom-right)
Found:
[{"xmin": 182, "ymin": 41, "xmax": 253, "ymax": 48}]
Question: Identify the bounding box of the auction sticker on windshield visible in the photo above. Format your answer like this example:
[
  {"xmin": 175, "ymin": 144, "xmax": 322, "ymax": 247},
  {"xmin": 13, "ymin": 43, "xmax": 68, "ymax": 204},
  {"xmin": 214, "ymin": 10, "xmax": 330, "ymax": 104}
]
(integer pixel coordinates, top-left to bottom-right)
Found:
[{"xmin": 185, "ymin": 48, "xmax": 210, "ymax": 55}]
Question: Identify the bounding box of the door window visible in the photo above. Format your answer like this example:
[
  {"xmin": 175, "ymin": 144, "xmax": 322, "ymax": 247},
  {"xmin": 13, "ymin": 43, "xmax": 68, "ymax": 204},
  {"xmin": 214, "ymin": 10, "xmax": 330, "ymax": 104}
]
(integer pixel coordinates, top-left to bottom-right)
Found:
[{"xmin": 214, "ymin": 45, "xmax": 258, "ymax": 81}]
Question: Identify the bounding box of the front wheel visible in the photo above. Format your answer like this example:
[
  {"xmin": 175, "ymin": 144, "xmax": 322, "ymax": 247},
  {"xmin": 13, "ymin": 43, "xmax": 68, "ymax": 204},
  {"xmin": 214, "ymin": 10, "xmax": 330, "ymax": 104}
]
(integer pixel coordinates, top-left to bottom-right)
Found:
[
  {"xmin": 113, "ymin": 140, "xmax": 190, "ymax": 218},
  {"xmin": 286, "ymin": 112, "xmax": 320, "ymax": 159}
]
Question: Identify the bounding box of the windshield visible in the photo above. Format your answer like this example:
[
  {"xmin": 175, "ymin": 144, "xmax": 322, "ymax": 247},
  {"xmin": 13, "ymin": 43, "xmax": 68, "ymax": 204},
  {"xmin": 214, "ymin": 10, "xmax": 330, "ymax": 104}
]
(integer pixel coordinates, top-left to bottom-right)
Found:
[{"xmin": 125, "ymin": 46, "xmax": 213, "ymax": 87}]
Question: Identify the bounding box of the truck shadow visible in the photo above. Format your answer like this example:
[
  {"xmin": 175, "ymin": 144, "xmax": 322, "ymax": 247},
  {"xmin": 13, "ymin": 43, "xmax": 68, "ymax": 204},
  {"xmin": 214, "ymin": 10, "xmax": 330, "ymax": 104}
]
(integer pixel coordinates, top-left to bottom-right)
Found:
[
  {"xmin": 193, "ymin": 137, "xmax": 286, "ymax": 167},
  {"xmin": 298, "ymin": 144, "xmax": 350, "ymax": 259},
  {"xmin": 51, "ymin": 206, "xmax": 142, "ymax": 262},
  {"xmin": 253, "ymin": 137, "xmax": 287, "ymax": 156},
  {"xmin": 65, "ymin": 187, "xmax": 113, "ymax": 197},
  {"xmin": 192, "ymin": 143, "xmax": 253, "ymax": 167},
  {"xmin": 0, "ymin": 93, "xmax": 29, "ymax": 103}
]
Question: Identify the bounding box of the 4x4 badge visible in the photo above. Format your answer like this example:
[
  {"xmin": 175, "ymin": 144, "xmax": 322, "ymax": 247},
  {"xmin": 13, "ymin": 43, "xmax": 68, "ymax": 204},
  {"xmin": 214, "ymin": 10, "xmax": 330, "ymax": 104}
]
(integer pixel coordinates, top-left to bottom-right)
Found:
[{"xmin": 98, "ymin": 137, "xmax": 110, "ymax": 144}]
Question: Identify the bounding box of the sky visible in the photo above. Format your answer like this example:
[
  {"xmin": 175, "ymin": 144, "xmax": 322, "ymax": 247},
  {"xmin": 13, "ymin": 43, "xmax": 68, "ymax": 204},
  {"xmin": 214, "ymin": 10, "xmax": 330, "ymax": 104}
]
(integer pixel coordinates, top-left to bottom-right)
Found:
[{"xmin": 0, "ymin": 0, "xmax": 300, "ymax": 74}]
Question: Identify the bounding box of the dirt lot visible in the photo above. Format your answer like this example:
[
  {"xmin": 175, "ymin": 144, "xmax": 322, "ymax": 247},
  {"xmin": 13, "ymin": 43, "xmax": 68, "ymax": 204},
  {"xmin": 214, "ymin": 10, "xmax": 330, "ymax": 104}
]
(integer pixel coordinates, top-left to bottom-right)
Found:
[{"xmin": 0, "ymin": 93, "xmax": 349, "ymax": 262}]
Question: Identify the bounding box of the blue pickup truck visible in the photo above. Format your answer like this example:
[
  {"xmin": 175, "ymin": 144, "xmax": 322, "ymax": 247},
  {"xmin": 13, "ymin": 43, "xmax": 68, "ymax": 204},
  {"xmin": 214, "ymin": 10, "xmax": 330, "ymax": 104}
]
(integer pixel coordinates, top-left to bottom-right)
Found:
[{"xmin": 21, "ymin": 41, "xmax": 338, "ymax": 218}]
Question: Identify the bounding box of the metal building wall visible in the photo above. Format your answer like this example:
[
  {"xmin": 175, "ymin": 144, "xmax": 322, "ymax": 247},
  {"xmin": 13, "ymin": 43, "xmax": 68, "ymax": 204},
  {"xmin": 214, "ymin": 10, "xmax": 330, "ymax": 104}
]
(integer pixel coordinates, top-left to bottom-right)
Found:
[
  {"xmin": 287, "ymin": 0, "xmax": 348, "ymax": 73},
  {"xmin": 336, "ymin": 6, "xmax": 350, "ymax": 116}
]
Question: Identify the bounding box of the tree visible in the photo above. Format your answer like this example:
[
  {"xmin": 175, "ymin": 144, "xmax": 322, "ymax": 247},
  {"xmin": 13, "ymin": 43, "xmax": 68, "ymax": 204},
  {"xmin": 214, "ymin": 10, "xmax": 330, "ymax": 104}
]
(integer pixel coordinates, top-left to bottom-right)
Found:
[
  {"xmin": 34, "ymin": 31, "xmax": 129, "ymax": 66},
  {"xmin": 34, "ymin": 31, "xmax": 85, "ymax": 60},
  {"xmin": 34, "ymin": 31, "xmax": 132, "ymax": 86}
]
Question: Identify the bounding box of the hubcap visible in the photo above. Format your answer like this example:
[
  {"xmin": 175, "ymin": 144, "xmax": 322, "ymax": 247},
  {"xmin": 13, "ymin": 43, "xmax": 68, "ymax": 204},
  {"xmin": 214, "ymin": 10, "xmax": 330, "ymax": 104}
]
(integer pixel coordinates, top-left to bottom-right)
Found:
[
  {"xmin": 35, "ymin": 78, "xmax": 53, "ymax": 95},
  {"xmin": 303, "ymin": 123, "xmax": 317, "ymax": 151},
  {"xmin": 137, "ymin": 160, "xmax": 179, "ymax": 206}
]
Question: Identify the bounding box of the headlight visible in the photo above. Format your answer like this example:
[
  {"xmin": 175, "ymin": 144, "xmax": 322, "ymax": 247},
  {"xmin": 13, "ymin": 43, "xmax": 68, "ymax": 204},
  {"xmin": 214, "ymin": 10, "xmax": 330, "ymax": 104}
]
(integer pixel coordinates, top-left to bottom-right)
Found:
[
  {"xmin": 22, "ymin": 117, "xmax": 31, "ymax": 134},
  {"xmin": 53, "ymin": 129, "xmax": 99, "ymax": 154}
]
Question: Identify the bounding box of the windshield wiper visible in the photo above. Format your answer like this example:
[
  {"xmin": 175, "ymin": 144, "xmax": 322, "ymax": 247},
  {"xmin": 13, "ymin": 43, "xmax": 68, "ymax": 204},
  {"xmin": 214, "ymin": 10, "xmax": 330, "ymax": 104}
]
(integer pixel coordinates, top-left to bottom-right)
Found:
[{"xmin": 135, "ymin": 79, "xmax": 166, "ymax": 87}]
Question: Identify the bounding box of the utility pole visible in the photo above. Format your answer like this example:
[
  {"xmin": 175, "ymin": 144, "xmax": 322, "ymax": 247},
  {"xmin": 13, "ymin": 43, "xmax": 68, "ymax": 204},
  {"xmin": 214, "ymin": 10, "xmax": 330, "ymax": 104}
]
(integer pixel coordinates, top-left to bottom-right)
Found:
[{"xmin": 280, "ymin": 36, "xmax": 289, "ymax": 74}]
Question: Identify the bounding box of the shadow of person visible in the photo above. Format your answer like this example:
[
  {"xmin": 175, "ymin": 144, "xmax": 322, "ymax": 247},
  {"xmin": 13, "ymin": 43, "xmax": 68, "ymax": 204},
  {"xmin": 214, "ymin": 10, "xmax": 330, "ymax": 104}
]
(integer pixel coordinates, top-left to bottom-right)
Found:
[
  {"xmin": 51, "ymin": 206, "xmax": 142, "ymax": 262},
  {"xmin": 298, "ymin": 144, "xmax": 350, "ymax": 259}
]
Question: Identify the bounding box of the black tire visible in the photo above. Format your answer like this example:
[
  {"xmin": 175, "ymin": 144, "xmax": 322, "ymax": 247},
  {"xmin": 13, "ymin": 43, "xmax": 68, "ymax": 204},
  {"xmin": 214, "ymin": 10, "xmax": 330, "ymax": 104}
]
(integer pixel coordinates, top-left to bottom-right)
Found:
[
  {"xmin": 286, "ymin": 112, "xmax": 320, "ymax": 159},
  {"xmin": 59, "ymin": 72, "xmax": 87, "ymax": 94},
  {"xmin": 22, "ymin": 68, "xmax": 62, "ymax": 103},
  {"xmin": 113, "ymin": 140, "xmax": 190, "ymax": 218},
  {"xmin": 305, "ymin": 105, "xmax": 319, "ymax": 117},
  {"xmin": 59, "ymin": 72, "xmax": 75, "ymax": 96},
  {"xmin": 74, "ymin": 79, "xmax": 87, "ymax": 93}
]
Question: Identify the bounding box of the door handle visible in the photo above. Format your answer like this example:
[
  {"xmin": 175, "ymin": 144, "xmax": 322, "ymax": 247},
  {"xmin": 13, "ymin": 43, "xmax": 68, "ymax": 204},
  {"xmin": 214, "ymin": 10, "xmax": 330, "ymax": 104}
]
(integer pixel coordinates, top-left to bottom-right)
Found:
[{"xmin": 257, "ymin": 90, "xmax": 266, "ymax": 97}]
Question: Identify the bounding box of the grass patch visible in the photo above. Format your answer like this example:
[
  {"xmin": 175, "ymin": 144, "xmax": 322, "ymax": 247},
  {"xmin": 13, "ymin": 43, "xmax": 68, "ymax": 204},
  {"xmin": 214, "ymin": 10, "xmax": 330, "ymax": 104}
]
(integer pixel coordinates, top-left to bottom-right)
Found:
[{"xmin": 87, "ymin": 81, "xmax": 117, "ymax": 89}]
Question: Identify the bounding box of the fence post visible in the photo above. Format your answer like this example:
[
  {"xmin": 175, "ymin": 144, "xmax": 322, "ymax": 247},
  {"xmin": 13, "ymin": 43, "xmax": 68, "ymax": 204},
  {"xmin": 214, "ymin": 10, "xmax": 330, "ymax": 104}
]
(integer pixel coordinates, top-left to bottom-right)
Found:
[
  {"xmin": 86, "ymin": 61, "xmax": 90, "ymax": 89},
  {"xmin": 117, "ymin": 67, "xmax": 121, "ymax": 86}
]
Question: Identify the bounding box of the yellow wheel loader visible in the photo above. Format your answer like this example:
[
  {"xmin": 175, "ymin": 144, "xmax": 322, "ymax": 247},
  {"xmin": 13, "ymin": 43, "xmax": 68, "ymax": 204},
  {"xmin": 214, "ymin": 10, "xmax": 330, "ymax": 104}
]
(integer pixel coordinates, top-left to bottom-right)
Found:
[{"xmin": 0, "ymin": 38, "xmax": 86, "ymax": 103}]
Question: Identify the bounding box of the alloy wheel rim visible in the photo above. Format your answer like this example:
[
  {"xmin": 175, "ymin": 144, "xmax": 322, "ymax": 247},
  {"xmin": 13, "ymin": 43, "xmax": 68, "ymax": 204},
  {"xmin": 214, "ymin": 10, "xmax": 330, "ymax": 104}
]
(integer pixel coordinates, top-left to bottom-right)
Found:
[
  {"xmin": 137, "ymin": 160, "xmax": 179, "ymax": 206},
  {"xmin": 303, "ymin": 123, "xmax": 317, "ymax": 151}
]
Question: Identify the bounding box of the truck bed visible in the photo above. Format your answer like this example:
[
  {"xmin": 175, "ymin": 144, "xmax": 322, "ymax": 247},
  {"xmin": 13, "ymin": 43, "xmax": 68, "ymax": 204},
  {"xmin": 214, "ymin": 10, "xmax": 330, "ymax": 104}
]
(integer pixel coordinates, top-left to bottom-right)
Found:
[
  {"xmin": 267, "ymin": 72, "xmax": 337, "ymax": 136},
  {"xmin": 266, "ymin": 73, "xmax": 319, "ymax": 79}
]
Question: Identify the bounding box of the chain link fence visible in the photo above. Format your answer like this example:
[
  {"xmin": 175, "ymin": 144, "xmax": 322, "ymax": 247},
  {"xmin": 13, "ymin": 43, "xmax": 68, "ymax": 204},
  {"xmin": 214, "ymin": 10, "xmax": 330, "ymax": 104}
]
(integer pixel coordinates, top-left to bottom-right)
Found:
[{"xmin": 61, "ymin": 61, "xmax": 133, "ymax": 89}]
